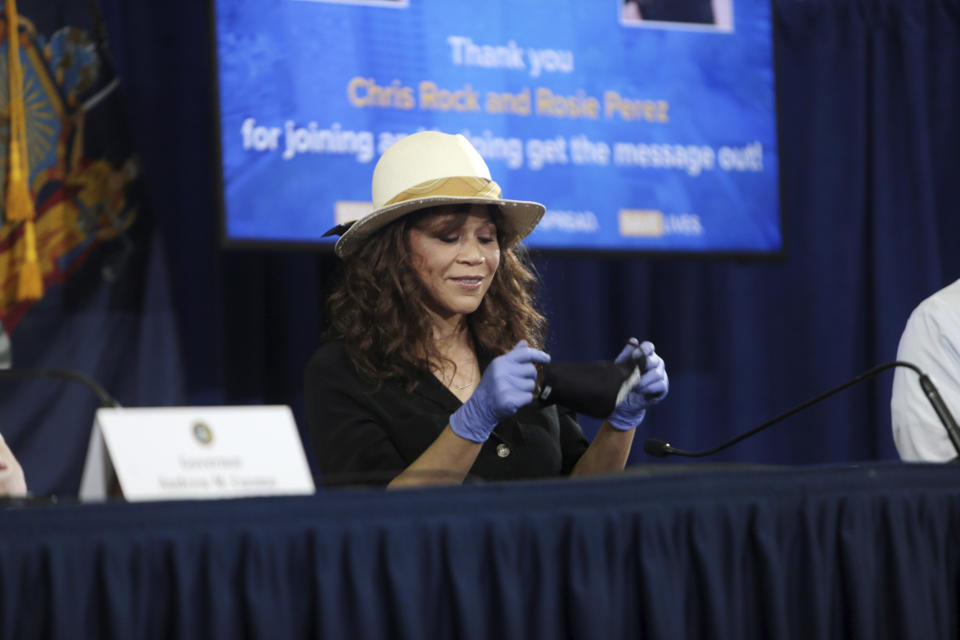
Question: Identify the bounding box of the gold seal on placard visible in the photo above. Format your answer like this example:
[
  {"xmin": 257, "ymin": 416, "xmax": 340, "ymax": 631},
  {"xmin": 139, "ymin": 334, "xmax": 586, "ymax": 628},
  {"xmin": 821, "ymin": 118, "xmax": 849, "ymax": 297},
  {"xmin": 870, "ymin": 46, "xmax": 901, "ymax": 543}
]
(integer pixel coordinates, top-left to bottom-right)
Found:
[{"xmin": 192, "ymin": 421, "xmax": 214, "ymax": 445}]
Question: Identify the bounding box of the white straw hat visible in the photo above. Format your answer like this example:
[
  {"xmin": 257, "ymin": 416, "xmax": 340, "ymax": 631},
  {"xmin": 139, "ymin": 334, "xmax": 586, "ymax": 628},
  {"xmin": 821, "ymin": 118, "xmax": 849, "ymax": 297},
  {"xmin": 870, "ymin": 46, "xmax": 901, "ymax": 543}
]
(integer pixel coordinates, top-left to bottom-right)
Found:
[{"xmin": 324, "ymin": 131, "xmax": 545, "ymax": 257}]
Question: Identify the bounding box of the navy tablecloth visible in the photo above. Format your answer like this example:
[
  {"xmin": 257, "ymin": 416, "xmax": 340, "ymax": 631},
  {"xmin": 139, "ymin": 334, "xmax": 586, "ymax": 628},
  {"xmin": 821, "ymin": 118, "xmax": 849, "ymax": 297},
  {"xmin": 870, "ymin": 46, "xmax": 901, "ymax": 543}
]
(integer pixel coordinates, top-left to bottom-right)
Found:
[{"xmin": 1, "ymin": 463, "xmax": 958, "ymax": 639}]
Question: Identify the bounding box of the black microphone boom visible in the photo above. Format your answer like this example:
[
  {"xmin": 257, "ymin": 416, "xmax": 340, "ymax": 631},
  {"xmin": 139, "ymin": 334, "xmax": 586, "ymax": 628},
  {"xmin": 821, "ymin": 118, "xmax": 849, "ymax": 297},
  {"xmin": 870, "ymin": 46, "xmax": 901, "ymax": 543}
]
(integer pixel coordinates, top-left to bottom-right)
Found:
[
  {"xmin": 0, "ymin": 368, "xmax": 121, "ymax": 408},
  {"xmin": 918, "ymin": 373, "xmax": 960, "ymax": 455},
  {"xmin": 643, "ymin": 361, "xmax": 960, "ymax": 459}
]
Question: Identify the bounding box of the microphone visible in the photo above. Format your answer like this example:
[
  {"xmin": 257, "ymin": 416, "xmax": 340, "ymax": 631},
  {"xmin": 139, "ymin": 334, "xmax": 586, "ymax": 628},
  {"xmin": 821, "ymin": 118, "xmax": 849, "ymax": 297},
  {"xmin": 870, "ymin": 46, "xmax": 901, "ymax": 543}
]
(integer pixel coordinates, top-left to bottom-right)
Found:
[
  {"xmin": 643, "ymin": 361, "xmax": 960, "ymax": 458},
  {"xmin": 0, "ymin": 368, "xmax": 121, "ymax": 408}
]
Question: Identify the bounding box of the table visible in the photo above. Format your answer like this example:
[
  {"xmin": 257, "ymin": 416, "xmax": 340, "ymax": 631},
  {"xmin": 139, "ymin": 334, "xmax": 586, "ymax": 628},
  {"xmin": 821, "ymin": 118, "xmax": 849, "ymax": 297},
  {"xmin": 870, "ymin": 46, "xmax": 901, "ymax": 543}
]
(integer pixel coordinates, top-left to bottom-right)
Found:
[{"xmin": 1, "ymin": 462, "xmax": 958, "ymax": 639}]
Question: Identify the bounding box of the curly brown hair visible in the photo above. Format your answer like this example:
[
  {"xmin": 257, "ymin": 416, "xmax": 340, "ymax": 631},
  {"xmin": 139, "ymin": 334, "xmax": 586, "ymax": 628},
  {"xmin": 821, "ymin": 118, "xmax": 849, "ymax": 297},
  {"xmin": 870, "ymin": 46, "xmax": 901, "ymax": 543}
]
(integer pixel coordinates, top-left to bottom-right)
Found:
[{"xmin": 325, "ymin": 204, "xmax": 546, "ymax": 388}]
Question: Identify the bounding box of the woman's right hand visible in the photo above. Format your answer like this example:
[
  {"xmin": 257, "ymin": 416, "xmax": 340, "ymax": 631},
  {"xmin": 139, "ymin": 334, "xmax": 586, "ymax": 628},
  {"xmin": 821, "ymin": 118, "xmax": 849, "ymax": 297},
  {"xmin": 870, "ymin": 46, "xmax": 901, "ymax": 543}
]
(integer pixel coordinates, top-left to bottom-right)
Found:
[{"xmin": 449, "ymin": 340, "xmax": 551, "ymax": 443}]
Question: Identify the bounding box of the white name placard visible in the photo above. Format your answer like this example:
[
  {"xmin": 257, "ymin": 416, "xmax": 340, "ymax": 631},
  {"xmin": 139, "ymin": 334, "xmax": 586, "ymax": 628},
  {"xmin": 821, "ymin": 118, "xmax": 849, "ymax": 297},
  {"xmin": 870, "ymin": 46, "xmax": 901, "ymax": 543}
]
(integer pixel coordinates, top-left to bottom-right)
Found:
[{"xmin": 79, "ymin": 406, "xmax": 315, "ymax": 502}]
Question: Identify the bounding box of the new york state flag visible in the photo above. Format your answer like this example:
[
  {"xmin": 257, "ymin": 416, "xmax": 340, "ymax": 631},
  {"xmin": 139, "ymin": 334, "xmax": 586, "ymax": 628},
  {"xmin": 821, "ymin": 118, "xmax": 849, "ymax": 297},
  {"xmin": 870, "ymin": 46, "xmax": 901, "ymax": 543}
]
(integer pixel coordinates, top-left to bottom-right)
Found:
[{"xmin": 0, "ymin": 0, "xmax": 137, "ymax": 331}]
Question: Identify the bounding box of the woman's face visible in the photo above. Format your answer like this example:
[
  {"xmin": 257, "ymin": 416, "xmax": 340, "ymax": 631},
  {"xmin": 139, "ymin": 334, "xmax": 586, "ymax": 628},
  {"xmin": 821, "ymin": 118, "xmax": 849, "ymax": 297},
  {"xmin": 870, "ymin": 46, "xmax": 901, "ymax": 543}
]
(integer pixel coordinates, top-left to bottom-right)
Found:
[{"xmin": 407, "ymin": 205, "xmax": 501, "ymax": 322}]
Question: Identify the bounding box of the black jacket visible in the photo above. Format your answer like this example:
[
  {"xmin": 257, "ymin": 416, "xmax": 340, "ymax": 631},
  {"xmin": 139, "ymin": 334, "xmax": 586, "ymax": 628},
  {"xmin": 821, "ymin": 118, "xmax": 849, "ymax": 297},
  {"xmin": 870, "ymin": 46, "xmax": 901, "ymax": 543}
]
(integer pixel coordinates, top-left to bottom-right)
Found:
[{"xmin": 305, "ymin": 341, "xmax": 589, "ymax": 486}]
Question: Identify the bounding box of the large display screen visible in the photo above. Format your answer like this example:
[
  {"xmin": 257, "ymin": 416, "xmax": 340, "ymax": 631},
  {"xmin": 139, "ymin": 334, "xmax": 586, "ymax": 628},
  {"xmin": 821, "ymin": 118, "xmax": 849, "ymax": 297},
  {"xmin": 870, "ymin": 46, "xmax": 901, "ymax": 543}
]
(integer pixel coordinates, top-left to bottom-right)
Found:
[{"xmin": 213, "ymin": 0, "xmax": 781, "ymax": 254}]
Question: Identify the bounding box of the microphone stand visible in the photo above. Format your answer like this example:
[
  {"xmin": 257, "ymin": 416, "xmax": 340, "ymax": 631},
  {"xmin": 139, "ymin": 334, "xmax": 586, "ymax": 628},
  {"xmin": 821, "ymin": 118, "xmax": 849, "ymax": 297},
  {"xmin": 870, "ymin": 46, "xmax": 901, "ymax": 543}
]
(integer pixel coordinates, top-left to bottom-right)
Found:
[
  {"xmin": 644, "ymin": 361, "xmax": 960, "ymax": 459},
  {"xmin": 0, "ymin": 368, "xmax": 120, "ymax": 408},
  {"xmin": 0, "ymin": 368, "xmax": 120, "ymax": 504}
]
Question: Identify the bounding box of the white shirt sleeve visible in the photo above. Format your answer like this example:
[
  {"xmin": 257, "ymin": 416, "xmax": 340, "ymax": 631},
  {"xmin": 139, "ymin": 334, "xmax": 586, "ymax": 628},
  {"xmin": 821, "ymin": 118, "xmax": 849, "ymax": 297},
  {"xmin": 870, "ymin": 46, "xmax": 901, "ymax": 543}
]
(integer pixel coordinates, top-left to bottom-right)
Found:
[{"xmin": 891, "ymin": 279, "xmax": 960, "ymax": 462}]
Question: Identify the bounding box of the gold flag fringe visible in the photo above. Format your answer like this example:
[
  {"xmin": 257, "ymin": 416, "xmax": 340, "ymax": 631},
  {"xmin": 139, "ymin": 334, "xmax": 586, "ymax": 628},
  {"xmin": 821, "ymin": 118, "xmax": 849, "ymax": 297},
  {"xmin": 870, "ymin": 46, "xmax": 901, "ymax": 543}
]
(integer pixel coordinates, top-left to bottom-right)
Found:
[{"xmin": 5, "ymin": 0, "xmax": 42, "ymax": 301}]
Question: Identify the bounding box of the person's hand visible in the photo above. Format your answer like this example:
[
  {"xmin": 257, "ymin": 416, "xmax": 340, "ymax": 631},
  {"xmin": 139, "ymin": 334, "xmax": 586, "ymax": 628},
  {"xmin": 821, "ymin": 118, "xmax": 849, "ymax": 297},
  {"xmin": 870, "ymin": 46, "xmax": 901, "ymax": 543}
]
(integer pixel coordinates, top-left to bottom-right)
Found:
[
  {"xmin": 0, "ymin": 432, "xmax": 27, "ymax": 498},
  {"xmin": 449, "ymin": 340, "xmax": 551, "ymax": 443},
  {"xmin": 606, "ymin": 338, "xmax": 669, "ymax": 431}
]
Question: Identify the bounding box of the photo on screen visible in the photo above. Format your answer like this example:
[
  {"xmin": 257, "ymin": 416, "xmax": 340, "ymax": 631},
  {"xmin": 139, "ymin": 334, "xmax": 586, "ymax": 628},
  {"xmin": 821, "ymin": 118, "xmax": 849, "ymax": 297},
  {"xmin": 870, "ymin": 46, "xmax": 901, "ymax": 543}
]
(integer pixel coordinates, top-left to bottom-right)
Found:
[
  {"xmin": 620, "ymin": 0, "xmax": 734, "ymax": 31},
  {"xmin": 289, "ymin": 0, "xmax": 409, "ymax": 8}
]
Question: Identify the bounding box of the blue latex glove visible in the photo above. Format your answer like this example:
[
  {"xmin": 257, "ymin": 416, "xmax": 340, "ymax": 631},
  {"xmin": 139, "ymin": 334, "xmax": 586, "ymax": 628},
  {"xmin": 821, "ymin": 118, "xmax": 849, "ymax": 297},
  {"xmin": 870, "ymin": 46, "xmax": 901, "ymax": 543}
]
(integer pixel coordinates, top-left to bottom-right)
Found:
[
  {"xmin": 606, "ymin": 338, "xmax": 669, "ymax": 431},
  {"xmin": 449, "ymin": 340, "xmax": 551, "ymax": 443}
]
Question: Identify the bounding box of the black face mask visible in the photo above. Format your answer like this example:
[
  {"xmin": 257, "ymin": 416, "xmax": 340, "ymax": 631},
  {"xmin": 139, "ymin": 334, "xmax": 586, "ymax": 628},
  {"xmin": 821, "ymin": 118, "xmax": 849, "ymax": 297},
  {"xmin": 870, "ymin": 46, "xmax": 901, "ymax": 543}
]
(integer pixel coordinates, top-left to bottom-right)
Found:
[{"xmin": 535, "ymin": 359, "xmax": 644, "ymax": 418}]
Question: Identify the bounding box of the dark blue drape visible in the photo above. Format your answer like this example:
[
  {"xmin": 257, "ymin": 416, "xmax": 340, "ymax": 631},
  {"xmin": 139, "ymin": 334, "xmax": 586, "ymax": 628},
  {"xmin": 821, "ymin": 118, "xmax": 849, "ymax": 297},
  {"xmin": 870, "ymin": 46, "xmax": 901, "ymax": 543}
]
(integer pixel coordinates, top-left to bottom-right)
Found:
[
  {"xmin": 2, "ymin": 464, "xmax": 960, "ymax": 639},
  {"xmin": 8, "ymin": 0, "xmax": 957, "ymax": 494}
]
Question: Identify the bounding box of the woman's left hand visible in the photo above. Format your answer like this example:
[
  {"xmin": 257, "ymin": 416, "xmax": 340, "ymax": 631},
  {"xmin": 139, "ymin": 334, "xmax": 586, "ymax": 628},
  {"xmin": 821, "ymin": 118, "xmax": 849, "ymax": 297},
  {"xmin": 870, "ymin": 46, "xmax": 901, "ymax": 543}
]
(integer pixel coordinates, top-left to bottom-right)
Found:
[{"xmin": 606, "ymin": 338, "xmax": 669, "ymax": 431}]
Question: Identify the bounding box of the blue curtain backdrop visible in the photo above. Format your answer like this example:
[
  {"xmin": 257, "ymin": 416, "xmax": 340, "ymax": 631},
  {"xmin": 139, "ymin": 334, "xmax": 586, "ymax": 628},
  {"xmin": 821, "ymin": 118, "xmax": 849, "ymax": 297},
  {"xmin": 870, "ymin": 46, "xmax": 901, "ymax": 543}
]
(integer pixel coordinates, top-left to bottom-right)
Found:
[{"xmin": 18, "ymin": 0, "xmax": 951, "ymax": 494}]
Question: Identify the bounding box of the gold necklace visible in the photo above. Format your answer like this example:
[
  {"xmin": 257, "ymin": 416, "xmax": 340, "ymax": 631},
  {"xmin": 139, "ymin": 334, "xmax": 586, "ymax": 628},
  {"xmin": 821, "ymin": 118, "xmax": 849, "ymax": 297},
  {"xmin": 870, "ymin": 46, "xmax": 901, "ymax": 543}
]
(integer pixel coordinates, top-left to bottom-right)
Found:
[{"xmin": 454, "ymin": 380, "xmax": 475, "ymax": 391}]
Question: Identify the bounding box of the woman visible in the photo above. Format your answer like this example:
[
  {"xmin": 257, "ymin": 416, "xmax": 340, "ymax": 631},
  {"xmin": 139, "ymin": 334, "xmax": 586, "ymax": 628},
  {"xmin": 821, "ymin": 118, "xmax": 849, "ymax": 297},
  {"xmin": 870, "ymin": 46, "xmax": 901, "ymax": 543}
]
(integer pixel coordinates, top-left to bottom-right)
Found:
[{"xmin": 305, "ymin": 131, "xmax": 668, "ymax": 487}]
